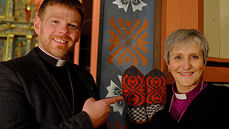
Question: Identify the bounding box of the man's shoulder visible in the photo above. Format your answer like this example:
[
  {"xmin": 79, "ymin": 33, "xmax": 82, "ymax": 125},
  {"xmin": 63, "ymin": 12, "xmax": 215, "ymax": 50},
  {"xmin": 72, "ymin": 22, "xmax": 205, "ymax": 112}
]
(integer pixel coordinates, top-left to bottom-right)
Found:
[{"xmin": 0, "ymin": 48, "xmax": 41, "ymax": 72}]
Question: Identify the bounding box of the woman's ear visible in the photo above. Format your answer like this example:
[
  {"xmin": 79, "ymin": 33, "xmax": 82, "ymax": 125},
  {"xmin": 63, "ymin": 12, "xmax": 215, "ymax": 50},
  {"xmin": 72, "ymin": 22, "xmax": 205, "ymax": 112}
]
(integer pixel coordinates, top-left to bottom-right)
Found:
[
  {"xmin": 167, "ymin": 65, "xmax": 171, "ymax": 72},
  {"xmin": 34, "ymin": 16, "xmax": 41, "ymax": 35},
  {"xmin": 203, "ymin": 57, "xmax": 208, "ymax": 69},
  {"xmin": 203, "ymin": 64, "xmax": 206, "ymax": 71},
  {"xmin": 204, "ymin": 58, "xmax": 208, "ymax": 66},
  {"xmin": 165, "ymin": 60, "xmax": 171, "ymax": 72}
]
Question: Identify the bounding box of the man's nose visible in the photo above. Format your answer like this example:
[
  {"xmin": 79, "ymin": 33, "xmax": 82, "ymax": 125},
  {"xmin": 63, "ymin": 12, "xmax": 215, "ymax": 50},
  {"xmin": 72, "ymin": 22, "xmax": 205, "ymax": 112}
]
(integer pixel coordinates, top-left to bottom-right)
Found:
[{"xmin": 58, "ymin": 25, "xmax": 69, "ymax": 35}]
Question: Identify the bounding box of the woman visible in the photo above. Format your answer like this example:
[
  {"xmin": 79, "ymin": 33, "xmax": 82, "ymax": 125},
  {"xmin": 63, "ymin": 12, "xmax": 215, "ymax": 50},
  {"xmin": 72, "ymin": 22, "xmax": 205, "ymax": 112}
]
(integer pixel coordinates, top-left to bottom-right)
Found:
[{"xmin": 129, "ymin": 29, "xmax": 229, "ymax": 129}]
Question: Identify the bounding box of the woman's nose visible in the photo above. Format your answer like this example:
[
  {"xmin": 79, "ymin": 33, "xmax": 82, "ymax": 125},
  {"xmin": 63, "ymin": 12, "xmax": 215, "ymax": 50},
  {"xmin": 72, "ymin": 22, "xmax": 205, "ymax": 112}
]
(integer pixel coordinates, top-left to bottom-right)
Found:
[{"xmin": 183, "ymin": 58, "xmax": 192, "ymax": 70}]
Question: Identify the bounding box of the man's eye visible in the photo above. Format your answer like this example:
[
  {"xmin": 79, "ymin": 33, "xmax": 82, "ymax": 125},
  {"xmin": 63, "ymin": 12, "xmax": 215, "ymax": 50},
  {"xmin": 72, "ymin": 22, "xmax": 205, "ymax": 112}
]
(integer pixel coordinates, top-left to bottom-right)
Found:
[
  {"xmin": 68, "ymin": 24, "xmax": 80, "ymax": 30},
  {"xmin": 51, "ymin": 20, "xmax": 59, "ymax": 24}
]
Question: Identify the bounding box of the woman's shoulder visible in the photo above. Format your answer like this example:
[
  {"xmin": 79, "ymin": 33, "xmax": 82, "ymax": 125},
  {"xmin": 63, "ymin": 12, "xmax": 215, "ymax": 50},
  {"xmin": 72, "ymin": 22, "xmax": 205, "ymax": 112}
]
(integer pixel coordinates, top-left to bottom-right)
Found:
[
  {"xmin": 206, "ymin": 83, "xmax": 229, "ymax": 91},
  {"xmin": 204, "ymin": 83, "xmax": 229, "ymax": 98}
]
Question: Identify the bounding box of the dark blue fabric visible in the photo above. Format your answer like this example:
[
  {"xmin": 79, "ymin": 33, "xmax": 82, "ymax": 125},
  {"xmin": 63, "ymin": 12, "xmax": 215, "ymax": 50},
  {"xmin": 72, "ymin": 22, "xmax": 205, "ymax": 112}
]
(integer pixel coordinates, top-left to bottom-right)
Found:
[{"xmin": 99, "ymin": 1, "xmax": 155, "ymax": 128}]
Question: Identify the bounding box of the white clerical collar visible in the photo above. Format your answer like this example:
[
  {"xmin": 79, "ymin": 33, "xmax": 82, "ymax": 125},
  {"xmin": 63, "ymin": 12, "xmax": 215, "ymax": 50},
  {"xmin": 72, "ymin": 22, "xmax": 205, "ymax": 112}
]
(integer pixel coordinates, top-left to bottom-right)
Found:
[
  {"xmin": 56, "ymin": 60, "xmax": 67, "ymax": 67},
  {"xmin": 173, "ymin": 81, "xmax": 204, "ymax": 100},
  {"xmin": 38, "ymin": 46, "xmax": 67, "ymax": 67},
  {"xmin": 174, "ymin": 93, "xmax": 187, "ymax": 100}
]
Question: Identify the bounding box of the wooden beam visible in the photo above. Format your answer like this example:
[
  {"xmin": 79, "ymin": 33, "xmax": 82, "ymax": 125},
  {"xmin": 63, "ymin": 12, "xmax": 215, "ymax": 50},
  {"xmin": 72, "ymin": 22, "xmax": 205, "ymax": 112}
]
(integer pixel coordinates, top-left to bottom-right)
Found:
[
  {"xmin": 204, "ymin": 66, "xmax": 229, "ymax": 82},
  {"xmin": 153, "ymin": 0, "xmax": 162, "ymax": 69},
  {"xmin": 208, "ymin": 57, "xmax": 229, "ymax": 63},
  {"xmin": 90, "ymin": 0, "xmax": 100, "ymax": 82}
]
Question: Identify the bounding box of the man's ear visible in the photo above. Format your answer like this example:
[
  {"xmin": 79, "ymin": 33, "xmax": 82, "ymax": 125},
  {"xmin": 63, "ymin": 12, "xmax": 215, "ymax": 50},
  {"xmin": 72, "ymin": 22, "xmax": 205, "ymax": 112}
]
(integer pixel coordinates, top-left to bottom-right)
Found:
[
  {"xmin": 76, "ymin": 31, "xmax": 81, "ymax": 42},
  {"xmin": 34, "ymin": 16, "xmax": 41, "ymax": 35}
]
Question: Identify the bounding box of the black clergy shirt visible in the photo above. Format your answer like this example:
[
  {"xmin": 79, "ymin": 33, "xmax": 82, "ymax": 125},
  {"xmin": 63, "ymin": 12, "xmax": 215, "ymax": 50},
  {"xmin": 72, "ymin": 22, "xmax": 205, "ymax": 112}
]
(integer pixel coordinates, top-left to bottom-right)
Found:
[{"xmin": 35, "ymin": 47, "xmax": 80, "ymax": 115}]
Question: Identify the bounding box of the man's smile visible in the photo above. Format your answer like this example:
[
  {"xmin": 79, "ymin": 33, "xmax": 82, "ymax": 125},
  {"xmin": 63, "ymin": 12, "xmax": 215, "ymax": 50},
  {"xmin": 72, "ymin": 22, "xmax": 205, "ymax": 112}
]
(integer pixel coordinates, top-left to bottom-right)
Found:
[{"xmin": 52, "ymin": 38, "xmax": 69, "ymax": 44}]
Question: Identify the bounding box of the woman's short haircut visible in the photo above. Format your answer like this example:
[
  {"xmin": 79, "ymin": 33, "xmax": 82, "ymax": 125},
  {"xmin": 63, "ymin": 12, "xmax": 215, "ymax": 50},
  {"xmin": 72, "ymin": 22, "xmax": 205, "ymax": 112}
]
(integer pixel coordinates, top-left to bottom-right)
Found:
[{"xmin": 164, "ymin": 29, "xmax": 209, "ymax": 64}]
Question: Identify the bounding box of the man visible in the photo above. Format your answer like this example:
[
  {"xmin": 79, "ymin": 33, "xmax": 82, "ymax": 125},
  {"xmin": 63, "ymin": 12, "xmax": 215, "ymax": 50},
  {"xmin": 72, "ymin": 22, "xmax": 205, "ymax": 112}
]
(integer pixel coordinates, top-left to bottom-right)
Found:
[{"xmin": 0, "ymin": 0, "xmax": 122, "ymax": 129}]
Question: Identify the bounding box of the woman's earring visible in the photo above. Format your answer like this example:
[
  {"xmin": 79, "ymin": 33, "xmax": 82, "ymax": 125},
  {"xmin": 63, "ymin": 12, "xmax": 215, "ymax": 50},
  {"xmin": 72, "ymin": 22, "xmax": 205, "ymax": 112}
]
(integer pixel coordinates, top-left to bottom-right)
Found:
[
  {"xmin": 168, "ymin": 69, "xmax": 170, "ymax": 72},
  {"xmin": 203, "ymin": 67, "xmax": 206, "ymax": 72}
]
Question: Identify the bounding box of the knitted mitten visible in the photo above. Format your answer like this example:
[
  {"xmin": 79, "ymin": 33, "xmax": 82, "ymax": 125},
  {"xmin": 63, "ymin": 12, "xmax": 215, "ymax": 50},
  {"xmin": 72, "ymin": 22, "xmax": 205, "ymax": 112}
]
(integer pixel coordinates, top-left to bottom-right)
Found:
[
  {"xmin": 122, "ymin": 65, "xmax": 147, "ymax": 123},
  {"xmin": 145, "ymin": 68, "xmax": 167, "ymax": 120}
]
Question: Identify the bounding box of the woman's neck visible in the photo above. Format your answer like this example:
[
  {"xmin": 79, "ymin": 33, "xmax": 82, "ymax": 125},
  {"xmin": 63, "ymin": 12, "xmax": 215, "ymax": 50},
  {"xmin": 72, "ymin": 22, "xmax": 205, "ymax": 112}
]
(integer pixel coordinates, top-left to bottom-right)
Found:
[{"xmin": 176, "ymin": 81, "xmax": 200, "ymax": 94}]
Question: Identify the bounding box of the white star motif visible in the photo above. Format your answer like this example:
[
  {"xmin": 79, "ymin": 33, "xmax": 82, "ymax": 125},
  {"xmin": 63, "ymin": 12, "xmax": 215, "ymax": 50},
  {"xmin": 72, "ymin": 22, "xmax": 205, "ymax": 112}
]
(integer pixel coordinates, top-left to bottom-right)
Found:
[
  {"xmin": 131, "ymin": 0, "xmax": 147, "ymax": 12},
  {"xmin": 106, "ymin": 75, "xmax": 125, "ymax": 115},
  {"xmin": 112, "ymin": 0, "xmax": 147, "ymax": 12}
]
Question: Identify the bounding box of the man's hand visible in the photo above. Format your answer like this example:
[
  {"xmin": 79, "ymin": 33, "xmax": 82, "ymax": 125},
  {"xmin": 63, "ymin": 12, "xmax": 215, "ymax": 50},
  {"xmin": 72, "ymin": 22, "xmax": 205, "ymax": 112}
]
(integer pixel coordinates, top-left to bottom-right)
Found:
[{"xmin": 82, "ymin": 96, "xmax": 122, "ymax": 128}]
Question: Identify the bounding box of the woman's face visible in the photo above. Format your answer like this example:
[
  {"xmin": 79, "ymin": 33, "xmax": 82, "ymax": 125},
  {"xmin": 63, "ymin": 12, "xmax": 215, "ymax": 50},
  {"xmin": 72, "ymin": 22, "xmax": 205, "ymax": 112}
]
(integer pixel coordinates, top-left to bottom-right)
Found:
[{"xmin": 168, "ymin": 41, "xmax": 205, "ymax": 93}]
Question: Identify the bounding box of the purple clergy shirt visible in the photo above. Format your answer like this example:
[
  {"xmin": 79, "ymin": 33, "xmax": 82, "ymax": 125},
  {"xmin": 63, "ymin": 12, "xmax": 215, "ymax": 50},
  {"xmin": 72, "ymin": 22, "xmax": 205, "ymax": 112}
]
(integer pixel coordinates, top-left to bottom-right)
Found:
[{"xmin": 169, "ymin": 81, "xmax": 208, "ymax": 122}]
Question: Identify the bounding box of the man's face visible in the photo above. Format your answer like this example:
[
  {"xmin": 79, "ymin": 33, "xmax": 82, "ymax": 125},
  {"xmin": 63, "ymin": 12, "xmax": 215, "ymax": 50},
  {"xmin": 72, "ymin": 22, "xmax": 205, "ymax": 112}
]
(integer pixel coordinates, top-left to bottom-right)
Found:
[{"xmin": 34, "ymin": 4, "xmax": 81, "ymax": 59}]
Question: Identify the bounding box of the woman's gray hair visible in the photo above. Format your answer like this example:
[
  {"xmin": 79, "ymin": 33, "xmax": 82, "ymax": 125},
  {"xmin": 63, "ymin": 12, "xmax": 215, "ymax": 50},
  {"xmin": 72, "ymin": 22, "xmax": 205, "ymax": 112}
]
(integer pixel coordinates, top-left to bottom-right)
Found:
[{"xmin": 164, "ymin": 29, "xmax": 209, "ymax": 64}]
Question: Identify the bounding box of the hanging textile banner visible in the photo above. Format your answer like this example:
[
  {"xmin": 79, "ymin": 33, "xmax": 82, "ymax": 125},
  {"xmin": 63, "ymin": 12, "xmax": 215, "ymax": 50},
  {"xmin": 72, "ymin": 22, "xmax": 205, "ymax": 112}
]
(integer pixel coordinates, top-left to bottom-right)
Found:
[{"xmin": 99, "ymin": 0, "xmax": 155, "ymax": 128}]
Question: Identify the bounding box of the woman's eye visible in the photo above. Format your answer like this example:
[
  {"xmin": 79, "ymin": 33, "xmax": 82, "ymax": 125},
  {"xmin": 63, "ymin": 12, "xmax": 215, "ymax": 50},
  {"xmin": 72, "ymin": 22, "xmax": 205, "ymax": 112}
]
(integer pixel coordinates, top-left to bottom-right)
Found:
[
  {"xmin": 192, "ymin": 56, "xmax": 199, "ymax": 59},
  {"xmin": 175, "ymin": 56, "xmax": 181, "ymax": 60}
]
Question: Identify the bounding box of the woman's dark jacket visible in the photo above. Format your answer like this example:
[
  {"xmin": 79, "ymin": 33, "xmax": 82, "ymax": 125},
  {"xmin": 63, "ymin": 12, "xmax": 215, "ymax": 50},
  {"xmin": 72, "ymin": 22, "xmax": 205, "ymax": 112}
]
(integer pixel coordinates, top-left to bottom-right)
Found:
[{"xmin": 130, "ymin": 84, "xmax": 229, "ymax": 129}]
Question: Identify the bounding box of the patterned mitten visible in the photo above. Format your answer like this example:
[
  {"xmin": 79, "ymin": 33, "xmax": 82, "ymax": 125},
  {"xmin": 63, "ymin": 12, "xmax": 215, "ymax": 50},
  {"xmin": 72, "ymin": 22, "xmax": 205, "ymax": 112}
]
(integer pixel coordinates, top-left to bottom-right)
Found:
[
  {"xmin": 145, "ymin": 68, "xmax": 167, "ymax": 120},
  {"xmin": 122, "ymin": 65, "xmax": 147, "ymax": 123}
]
